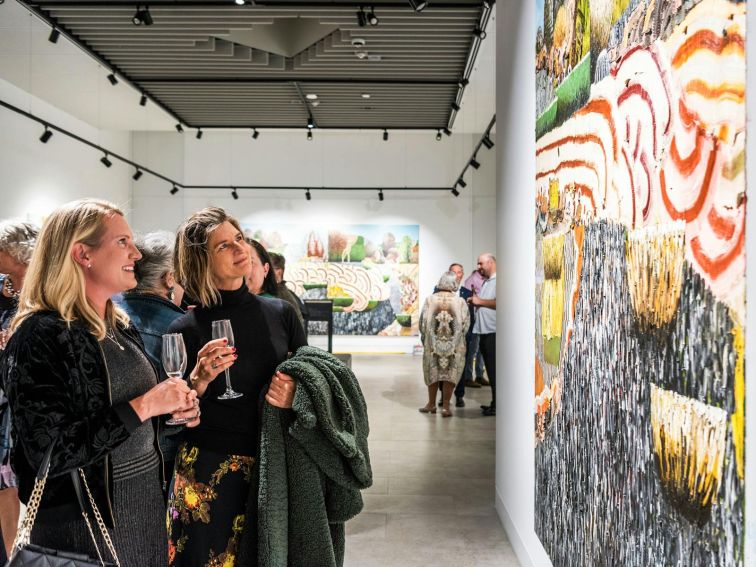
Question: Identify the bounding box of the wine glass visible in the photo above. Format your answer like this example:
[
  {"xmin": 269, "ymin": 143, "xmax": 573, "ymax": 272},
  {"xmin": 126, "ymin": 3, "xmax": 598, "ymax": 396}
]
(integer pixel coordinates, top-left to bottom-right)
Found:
[
  {"xmin": 212, "ymin": 319, "xmax": 243, "ymax": 400},
  {"xmin": 162, "ymin": 333, "xmax": 192, "ymax": 425}
]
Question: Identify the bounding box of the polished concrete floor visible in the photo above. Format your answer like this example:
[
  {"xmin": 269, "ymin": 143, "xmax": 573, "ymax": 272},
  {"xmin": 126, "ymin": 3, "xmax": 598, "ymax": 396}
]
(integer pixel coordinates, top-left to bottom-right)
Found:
[{"xmin": 343, "ymin": 354, "xmax": 519, "ymax": 567}]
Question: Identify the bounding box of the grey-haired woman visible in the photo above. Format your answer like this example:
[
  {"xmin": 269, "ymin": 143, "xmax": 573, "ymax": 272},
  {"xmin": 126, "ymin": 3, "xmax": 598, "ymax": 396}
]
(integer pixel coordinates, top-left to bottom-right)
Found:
[
  {"xmin": 118, "ymin": 231, "xmax": 186, "ymax": 480},
  {"xmin": 418, "ymin": 271, "xmax": 470, "ymax": 417},
  {"xmin": 0, "ymin": 220, "xmax": 38, "ymax": 559}
]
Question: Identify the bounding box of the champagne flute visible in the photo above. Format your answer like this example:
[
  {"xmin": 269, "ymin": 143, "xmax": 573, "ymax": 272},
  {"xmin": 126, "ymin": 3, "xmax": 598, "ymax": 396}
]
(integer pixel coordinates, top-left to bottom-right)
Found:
[
  {"xmin": 212, "ymin": 319, "xmax": 243, "ymax": 400},
  {"xmin": 162, "ymin": 333, "xmax": 192, "ymax": 425}
]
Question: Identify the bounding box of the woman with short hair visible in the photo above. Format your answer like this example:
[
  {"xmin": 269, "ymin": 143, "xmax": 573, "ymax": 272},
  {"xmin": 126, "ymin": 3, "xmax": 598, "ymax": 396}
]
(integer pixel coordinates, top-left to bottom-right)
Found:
[
  {"xmin": 118, "ymin": 230, "xmax": 186, "ymax": 479},
  {"xmin": 2, "ymin": 199, "xmax": 199, "ymax": 566},
  {"xmin": 418, "ymin": 271, "xmax": 470, "ymax": 417},
  {"xmin": 0, "ymin": 219, "xmax": 38, "ymax": 559},
  {"xmin": 168, "ymin": 207, "xmax": 306, "ymax": 566},
  {"xmin": 245, "ymin": 238, "xmax": 279, "ymax": 297}
]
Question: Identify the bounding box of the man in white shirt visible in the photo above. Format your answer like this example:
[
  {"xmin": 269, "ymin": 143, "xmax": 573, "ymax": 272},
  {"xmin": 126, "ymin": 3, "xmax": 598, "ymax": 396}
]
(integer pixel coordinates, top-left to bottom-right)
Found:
[{"xmin": 469, "ymin": 253, "xmax": 496, "ymax": 416}]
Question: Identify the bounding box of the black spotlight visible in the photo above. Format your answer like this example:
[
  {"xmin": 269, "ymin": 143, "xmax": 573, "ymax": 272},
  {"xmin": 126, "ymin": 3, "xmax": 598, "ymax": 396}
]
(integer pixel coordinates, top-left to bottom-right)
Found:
[
  {"xmin": 101, "ymin": 154, "xmax": 113, "ymax": 168},
  {"xmin": 470, "ymin": 157, "xmax": 480, "ymax": 169},
  {"xmin": 196, "ymin": 129, "xmax": 203, "ymax": 139},
  {"xmin": 39, "ymin": 126, "xmax": 53, "ymax": 144},
  {"xmin": 133, "ymin": 6, "xmax": 153, "ymax": 26},
  {"xmin": 367, "ymin": 7, "xmax": 379, "ymax": 25},
  {"xmin": 451, "ymin": 187, "xmax": 460, "ymax": 197},
  {"xmin": 451, "ymin": 102, "xmax": 461, "ymax": 112},
  {"xmin": 232, "ymin": 188, "xmax": 239, "ymax": 200},
  {"xmin": 408, "ymin": 0, "xmax": 428, "ymax": 12},
  {"xmin": 305, "ymin": 189, "xmax": 312, "ymax": 201},
  {"xmin": 458, "ymin": 78, "xmax": 469, "ymax": 88},
  {"xmin": 107, "ymin": 73, "xmax": 118, "ymax": 86},
  {"xmin": 170, "ymin": 185, "xmax": 179, "ymax": 195},
  {"xmin": 443, "ymin": 127, "xmax": 452, "ymax": 136},
  {"xmin": 252, "ymin": 128, "xmax": 259, "ymax": 139},
  {"xmin": 48, "ymin": 27, "xmax": 60, "ymax": 43},
  {"xmin": 457, "ymin": 178, "xmax": 467, "ymax": 188},
  {"xmin": 356, "ymin": 7, "xmax": 367, "ymax": 27},
  {"xmin": 132, "ymin": 168, "xmax": 143, "ymax": 180},
  {"xmin": 175, "ymin": 123, "xmax": 184, "ymax": 133},
  {"xmin": 307, "ymin": 116, "xmax": 315, "ymax": 129},
  {"xmin": 307, "ymin": 130, "xmax": 313, "ymax": 141},
  {"xmin": 473, "ymin": 27, "xmax": 487, "ymax": 39},
  {"xmin": 378, "ymin": 189, "xmax": 384, "ymax": 201},
  {"xmin": 435, "ymin": 129, "xmax": 442, "ymax": 141},
  {"xmin": 482, "ymin": 135, "xmax": 494, "ymax": 149},
  {"xmin": 139, "ymin": 93, "xmax": 147, "ymax": 106},
  {"xmin": 382, "ymin": 129, "xmax": 389, "ymax": 141}
]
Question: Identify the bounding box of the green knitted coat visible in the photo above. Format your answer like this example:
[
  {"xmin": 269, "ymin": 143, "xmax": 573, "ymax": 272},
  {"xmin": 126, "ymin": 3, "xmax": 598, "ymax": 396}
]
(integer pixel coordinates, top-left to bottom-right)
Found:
[{"xmin": 240, "ymin": 346, "xmax": 372, "ymax": 567}]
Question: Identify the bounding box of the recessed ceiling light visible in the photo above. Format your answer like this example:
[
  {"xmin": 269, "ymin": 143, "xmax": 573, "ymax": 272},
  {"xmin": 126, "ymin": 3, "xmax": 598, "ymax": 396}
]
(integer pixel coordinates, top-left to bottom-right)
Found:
[
  {"xmin": 306, "ymin": 93, "xmax": 318, "ymax": 100},
  {"xmin": 361, "ymin": 93, "xmax": 371, "ymax": 99},
  {"xmin": 351, "ymin": 37, "xmax": 366, "ymax": 47},
  {"xmin": 355, "ymin": 50, "xmax": 368, "ymax": 59}
]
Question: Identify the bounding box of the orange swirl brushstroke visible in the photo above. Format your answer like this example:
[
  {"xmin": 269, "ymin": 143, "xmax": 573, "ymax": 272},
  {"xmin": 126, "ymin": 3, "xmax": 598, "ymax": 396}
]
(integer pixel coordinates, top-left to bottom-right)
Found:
[
  {"xmin": 670, "ymin": 130, "xmax": 704, "ymax": 176},
  {"xmin": 619, "ymin": 84, "xmax": 658, "ymax": 157},
  {"xmin": 573, "ymin": 184, "xmax": 597, "ymax": 213},
  {"xmin": 536, "ymin": 160, "xmax": 600, "ymax": 186},
  {"xmin": 640, "ymin": 152, "xmax": 652, "ymax": 219},
  {"xmin": 707, "ymin": 206, "xmax": 737, "ymax": 240},
  {"xmin": 576, "ymin": 98, "xmax": 618, "ymax": 161},
  {"xmin": 690, "ymin": 216, "xmax": 744, "ymax": 279},
  {"xmin": 536, "ymin": 134, "xmax": 608, "ymax": 194},
  {"xmin": 672, "ymin": 29, "xmax": 745, "ymax": 69},
  {"xmin": 622, "ymin": 147, "xmax": 636, "ymax": 227},
  {"xmin": 660, "ymin": 140, "xmax": 718, "ymax": 222},
  {"xmin": 685, "ymin": 80, "xmax": 745, "ymax": 102}
]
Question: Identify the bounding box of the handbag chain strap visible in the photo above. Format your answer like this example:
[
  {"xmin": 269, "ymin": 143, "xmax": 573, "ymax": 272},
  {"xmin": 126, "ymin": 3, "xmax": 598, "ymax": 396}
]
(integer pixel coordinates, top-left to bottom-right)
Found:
[
  {"xmin": 9, "ymin": 461, "xmax": 122, "ymax": 567},
  {"xmin": 78, "ymin": 469, "xmax": 122, "ymax": 567},
  {"xmin": 10, "ymin": 460, "xmax": 49, "ymax": 550}
]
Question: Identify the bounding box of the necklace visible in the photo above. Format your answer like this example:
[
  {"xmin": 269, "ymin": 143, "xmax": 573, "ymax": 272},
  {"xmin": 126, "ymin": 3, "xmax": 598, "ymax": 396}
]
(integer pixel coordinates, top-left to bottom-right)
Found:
[
  {"xmin": 3, "ymin": 276, "xmax": 20, "ymax": 298},
  {"xmin": 105, "ymin": 327, "xmax": 125, "ymax": 351}
]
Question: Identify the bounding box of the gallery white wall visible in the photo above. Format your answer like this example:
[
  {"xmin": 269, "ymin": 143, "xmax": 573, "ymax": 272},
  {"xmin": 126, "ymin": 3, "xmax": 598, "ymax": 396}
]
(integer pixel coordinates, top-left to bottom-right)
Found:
[
  {"xmin": 0, "ymin": 78, "xmax": 132, "ymax": 224},
  {"xmin": 129, "ymin": 129, "xmax": 496, "ymax": 352}
]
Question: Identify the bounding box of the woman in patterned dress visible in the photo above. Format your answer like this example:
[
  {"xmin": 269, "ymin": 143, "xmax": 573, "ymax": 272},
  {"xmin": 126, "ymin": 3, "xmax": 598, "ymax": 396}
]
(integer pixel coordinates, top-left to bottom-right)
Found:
[
  {"xmin": 418, "ymin": 271, "xmax": 470, "ymax": 417},
  {"xmin": 167, "ymin": 208, "xmax": 305, "ymax": 566}
]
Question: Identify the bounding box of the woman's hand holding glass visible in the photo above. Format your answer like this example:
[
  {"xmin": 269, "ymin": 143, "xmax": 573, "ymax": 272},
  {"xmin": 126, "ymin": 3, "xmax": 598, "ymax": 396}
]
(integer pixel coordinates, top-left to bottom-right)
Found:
[
  {"xmin": 129, "ymin": 377, "xmax": 199, "ymax": 425},
  {"xmin": 188, "ymin": 338, "xmax": 237, "ymax": 398}
]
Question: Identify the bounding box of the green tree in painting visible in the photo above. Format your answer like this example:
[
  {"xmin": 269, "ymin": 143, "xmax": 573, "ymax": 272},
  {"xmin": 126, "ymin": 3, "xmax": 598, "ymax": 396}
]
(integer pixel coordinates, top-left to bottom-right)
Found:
[
  {"xmin": 543, "ymin": 0, "xmax": 554, "ymax": 49},
  {"xmin": 570, "ymin": 0, "xmax": 590, "ymax": 68}
]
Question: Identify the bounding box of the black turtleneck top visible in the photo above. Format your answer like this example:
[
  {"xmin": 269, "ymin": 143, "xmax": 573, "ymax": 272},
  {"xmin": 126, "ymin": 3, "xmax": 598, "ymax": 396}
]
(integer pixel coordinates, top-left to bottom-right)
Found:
[{"xmin": 168, "ymin": 284, "xmax": 307, "ymax": 456}]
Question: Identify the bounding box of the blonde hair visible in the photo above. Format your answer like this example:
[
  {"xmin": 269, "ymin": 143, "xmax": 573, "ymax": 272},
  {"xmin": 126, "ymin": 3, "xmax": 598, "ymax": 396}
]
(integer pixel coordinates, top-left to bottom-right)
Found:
[
  {"xmin": 12, "ymin": 199, "xmax": 130, "ymax": 339},
  {"xmin": 174, "ymin": 207, "xmax": 243, "ymax": 307}
]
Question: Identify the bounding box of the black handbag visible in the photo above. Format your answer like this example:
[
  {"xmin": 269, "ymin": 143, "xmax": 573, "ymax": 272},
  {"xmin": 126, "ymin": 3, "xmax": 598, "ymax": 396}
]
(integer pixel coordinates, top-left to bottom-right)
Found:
[{"xmin": 5, "ymin": 443, "xmax": 120, "ymax": 567}]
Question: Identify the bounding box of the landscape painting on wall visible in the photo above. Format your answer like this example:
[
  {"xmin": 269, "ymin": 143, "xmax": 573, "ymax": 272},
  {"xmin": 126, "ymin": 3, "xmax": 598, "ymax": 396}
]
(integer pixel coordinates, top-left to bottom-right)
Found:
[
  {"xmin": 534, "ymin": 0, "xmax": 746, "ymax": 565},
  {"xmin": 244, "ymin": 224, "xmax": 420, "ymax": 336}
]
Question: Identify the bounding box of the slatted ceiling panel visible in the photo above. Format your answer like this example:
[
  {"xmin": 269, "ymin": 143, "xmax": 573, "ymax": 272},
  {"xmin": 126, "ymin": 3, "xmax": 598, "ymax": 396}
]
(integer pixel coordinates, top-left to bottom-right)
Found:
[{"xmin": 22, "ymin": 0, "xmax": 487, "ymax": 128}]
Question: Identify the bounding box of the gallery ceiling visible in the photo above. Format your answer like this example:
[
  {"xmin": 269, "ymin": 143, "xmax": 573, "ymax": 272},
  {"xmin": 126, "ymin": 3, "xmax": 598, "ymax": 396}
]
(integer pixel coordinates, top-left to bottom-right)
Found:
[{"xmin": 15, "ymin": 0, "xmax": 493, "ymax": 131}]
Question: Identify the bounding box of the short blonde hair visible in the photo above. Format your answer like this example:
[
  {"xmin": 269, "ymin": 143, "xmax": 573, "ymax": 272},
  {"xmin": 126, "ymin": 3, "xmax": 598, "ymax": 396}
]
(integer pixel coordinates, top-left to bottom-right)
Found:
[
  {"xmin": 12, "ymin": 199, "xmax": 129, "ymax": 339},
  {"xmin": 174, "ymin": 207, "xmax": 243, "ymax": 307}
]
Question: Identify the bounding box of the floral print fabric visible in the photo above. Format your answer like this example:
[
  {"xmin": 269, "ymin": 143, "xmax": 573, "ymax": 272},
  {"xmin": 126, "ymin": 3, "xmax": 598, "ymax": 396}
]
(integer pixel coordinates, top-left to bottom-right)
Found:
[{"xmin": 168, "ymin": 443, "xmax": 254, "ymax": 567}]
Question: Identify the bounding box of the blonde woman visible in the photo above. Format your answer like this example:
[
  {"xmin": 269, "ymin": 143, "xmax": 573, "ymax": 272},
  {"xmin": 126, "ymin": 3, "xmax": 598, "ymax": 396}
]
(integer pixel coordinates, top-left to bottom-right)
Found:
[
  {"xmin": 167, "ymin": 207, "xmax": 306, "ymax": 566},
  {"xmin": 2, "ymin": 199, "xmax": 199, "ymax": 566}
]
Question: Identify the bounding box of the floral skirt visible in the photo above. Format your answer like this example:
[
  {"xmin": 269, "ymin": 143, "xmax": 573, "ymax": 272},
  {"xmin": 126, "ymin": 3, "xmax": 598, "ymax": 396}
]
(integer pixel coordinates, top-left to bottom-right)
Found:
[{"xmin": 167, "ymin": 443, "xmax": 254, "ymax": 567}]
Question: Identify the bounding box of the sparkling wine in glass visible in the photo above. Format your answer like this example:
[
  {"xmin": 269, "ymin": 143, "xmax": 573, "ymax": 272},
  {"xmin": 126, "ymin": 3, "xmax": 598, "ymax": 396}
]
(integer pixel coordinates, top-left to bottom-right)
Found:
[
  {"xmin": 212, "ymin": 319, "xmax": 243, "ymax": 400},
  {"xmin": 162, "ymin": 333, "xmax": 192, "ymax": 425}
]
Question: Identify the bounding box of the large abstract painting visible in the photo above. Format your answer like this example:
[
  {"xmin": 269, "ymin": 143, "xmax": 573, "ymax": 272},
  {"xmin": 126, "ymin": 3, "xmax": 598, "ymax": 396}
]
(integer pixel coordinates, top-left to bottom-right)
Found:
[
  {"xmin": 244, "ymin": 224, "xmax": 420, "ymax": 336},
  {"xmin": 534, "ymin": 0, "xmax": 746, "ymax": 564}
]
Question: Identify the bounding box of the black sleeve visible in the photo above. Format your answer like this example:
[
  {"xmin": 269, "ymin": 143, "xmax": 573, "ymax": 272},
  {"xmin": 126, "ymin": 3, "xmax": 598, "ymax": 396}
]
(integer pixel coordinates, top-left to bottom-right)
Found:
[
  {"xmin": 282, "ymin": 301, "xmax": 307, "ymax": 352},
  {"xmin": 5, "ymin": 322, "xmax": 138, "ymax": 477}
]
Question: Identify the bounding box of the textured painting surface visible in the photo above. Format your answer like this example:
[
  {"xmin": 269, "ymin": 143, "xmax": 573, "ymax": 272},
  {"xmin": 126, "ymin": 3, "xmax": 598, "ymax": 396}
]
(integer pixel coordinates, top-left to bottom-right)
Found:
[
  {"xmin": 534, "ymin": 0, "xmax": 746, "ymax": 564},
  {"xmin": 244, "ymin": 224, "xmax": 420, "ymax": 336}
]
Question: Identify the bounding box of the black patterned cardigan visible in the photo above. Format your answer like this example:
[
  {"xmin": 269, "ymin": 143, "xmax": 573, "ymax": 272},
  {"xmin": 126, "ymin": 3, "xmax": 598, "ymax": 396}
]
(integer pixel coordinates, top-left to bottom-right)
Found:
[{"xmin": 1, "ymin": 310, "xmax": 149, "ymax": 527}]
